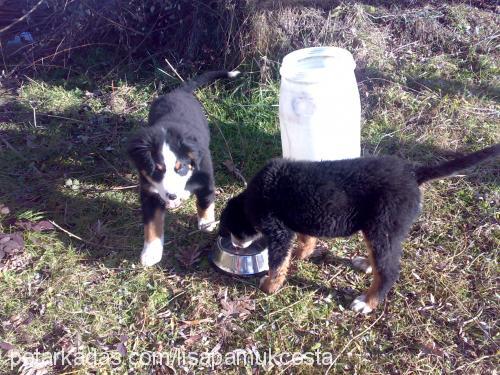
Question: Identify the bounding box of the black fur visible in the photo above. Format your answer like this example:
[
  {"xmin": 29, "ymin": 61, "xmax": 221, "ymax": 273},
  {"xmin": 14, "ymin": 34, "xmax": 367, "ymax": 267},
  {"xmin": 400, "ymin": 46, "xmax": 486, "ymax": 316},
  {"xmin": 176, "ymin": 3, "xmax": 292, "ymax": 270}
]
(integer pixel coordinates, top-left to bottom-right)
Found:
[
  {"xmin": 415, "ymin": 144, "xmax": 500, "ymax": 184},
  {"xmin": 128, "ymin": 70, "xmax": 237, "ymax": 223},
  {"xmin": 220, "ymin": 144, "xmax": 499, "ymax": 304}
]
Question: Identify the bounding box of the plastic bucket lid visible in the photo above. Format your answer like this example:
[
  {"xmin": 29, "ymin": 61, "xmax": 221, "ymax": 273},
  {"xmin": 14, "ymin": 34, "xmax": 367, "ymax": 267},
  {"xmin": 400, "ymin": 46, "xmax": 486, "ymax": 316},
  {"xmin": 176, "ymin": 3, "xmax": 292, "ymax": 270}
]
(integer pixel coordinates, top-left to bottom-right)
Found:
[{"xmin": 280, "ymin": 47, "xmax": 356, "ymax": 83}]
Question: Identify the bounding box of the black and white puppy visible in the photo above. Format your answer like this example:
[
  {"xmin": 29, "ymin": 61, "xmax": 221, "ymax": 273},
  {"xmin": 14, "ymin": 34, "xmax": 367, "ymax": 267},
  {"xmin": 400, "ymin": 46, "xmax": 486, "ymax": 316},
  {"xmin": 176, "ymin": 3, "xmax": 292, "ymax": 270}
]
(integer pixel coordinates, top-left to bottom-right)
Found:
[
  {"xmin": 219, "ymin": 144, "xmax": 499, "ymax": 314},
  {"xmin": 128, "ymin": 70, "xmax": 239, "ymax": 266}
]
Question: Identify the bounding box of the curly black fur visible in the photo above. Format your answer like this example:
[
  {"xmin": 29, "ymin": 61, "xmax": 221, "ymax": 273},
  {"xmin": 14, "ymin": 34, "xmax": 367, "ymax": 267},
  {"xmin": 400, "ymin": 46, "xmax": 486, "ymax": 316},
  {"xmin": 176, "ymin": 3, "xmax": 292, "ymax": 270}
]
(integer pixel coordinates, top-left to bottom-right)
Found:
[{"xmin": 219, "ymin": 144, "xmax": 499, "ymax": 304}]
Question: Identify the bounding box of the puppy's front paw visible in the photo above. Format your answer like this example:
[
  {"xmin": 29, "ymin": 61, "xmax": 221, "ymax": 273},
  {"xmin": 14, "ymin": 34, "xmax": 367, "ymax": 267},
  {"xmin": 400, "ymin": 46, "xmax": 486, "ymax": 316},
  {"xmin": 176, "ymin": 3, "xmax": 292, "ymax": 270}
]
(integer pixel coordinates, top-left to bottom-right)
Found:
[
  {"xmin": 351, "ymin": 256, "xmax": 372, "ymax": 274},
  {"xmin": 141, "ymin": 238, "xmax": 163, "ymax": 266},
  {"xmin": 165, "ymin": 198, "xmax": 182, "ymax": 209},
  {"xmin": 198, "ymin": 217, "xmax": 217, "ymax": 232},
  {"xmin": 197, "ymin": 203, "xmax": 216, "ymax": 232},
  {"xmin": 259, "ymin": 275, "xmax": 282, "ymax": 294},
  {"xmin": 350, "ymin": 294, "xmax": 373, "ymax": 314}
]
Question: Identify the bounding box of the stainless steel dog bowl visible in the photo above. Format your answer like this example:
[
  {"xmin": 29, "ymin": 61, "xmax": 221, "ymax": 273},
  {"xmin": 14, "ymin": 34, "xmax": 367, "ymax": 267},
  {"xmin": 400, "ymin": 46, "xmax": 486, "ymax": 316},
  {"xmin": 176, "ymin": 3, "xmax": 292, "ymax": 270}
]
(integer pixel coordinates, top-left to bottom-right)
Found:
[{"xmin": 210, "ymin": 236, "xmax": 269, "ymax": 276}]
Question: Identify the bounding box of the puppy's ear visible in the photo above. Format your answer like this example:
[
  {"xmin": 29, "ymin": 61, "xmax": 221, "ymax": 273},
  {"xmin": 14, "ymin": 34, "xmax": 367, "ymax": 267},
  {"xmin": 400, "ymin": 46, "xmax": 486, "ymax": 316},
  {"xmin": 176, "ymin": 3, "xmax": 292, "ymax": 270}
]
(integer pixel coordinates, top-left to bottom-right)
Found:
[
  {"xmin": 181, "ymin": 136, "xmax": 202, "ymax": 169},
  {"xmin": 127, "ymin": 129, "xmax": 157, "ymax": 175}
]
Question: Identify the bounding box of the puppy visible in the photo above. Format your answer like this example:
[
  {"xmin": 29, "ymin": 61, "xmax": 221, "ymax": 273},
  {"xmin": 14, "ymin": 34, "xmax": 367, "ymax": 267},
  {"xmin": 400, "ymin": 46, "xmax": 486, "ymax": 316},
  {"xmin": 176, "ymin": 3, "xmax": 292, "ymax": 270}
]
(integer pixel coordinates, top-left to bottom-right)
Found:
[
  {"xmin": 128, "ymin": 70, "xmax": 239, "ymax": 266},
  {"xmin": 219, "ymin": 144, "xmax": 499, "ymax": 314}
]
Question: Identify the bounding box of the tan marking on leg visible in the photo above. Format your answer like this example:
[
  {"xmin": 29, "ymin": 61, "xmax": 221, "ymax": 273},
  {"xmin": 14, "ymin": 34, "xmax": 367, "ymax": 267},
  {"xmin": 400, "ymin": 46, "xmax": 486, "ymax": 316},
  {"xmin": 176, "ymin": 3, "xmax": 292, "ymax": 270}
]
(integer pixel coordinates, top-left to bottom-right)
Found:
[
  {"xmin": 363, "ymin": 233, "xmax": 381, "ymax": 309},
  {"xmin": 144, "ymin": 208, "xmax": 165, "ymax": 243},
  {"xmin": 197, "ymin": 202, "xmax": 216, "ymax": 231},
  {"xmin": 197, "ymin": 202, "xmax": 214, "ymax": 222},
  {"xmin": 259, "ymin": 252, "xmax": 292, "ymax": 294},
  {"xmin": 293, "ymin": 234, "xmax": 318, "ymax": 260}
]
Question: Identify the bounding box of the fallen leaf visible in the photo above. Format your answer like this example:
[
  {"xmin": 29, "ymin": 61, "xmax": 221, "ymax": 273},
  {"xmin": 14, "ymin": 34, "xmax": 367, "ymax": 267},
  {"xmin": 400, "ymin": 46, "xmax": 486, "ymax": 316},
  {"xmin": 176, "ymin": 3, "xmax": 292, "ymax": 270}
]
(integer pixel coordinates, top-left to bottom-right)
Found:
[
  {"xmin": 184, "ymin": 334, "xmax": 203, "ymax": 347},
  {"xmin": 115, "ymin": 335, "xmax": 128, "ymax": 357},
  {"xmin": 19, "ymin": 355, "xmax": 52, "ymax": 375},
  {"xmin": 419, "ymin": 340, "xmax": 446, "ymax": 357},
  {"xmin": 0, "ymin": 341, "xmax": 15, "ymax": 351},
  {"xmin": 116, "ymin": 342, "xmax": 127, "ymax": 357},
  {"xmin": 175, "ymin": 245, "xmax": 204, "ymax": 268},
  {"xmin": 220, "ymin": 296, "xmax": 255, "ymax": 320},
  {"xmin": 0, "ymin": 233, "xmax": 24, "ymax": 254},
  {"xmin": 179, "ymin": 318, "xmax": 214, "ymax": 328},
  {"xmin": 15, "ymin": 220, "xmax": 54, "ymax": 232},
  {"xmin": 0, "ymin": 205, "xmax": 10, "ymax": 215}
]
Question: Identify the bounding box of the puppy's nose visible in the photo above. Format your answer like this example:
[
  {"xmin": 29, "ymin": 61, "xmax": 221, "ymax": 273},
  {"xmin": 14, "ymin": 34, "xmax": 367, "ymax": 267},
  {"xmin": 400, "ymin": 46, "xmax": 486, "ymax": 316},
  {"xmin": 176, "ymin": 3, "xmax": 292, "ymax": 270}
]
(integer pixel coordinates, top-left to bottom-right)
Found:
[{"xmin": 167, "ymin": 193, "xmax": 177, "ymax": 200}]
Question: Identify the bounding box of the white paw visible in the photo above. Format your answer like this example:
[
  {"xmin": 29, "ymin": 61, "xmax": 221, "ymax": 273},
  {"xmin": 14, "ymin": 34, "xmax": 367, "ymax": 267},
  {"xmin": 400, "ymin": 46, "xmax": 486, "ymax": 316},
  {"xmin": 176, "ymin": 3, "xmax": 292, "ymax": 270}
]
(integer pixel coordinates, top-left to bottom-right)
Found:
[
  {"xmin": 165, "ymin": 198, "xmax": 182, "ymax": 209},
  {"xmin": 352, "ymin": 256, "xmax": 372, "ymax": 274},
  {"xmin": 228, "ymin": 70, "xmax": 241, "ymax": 78},
  {"xmin": 140, "ymin": 238, "xmax": 164, "ymax": 266},
  {"xmin": 350, "ymin": 295, "xmax": 373, "ymax": 314},
  {"xmin": 198, "ymin": 217, "xmax": 217, "ymax": 232}
]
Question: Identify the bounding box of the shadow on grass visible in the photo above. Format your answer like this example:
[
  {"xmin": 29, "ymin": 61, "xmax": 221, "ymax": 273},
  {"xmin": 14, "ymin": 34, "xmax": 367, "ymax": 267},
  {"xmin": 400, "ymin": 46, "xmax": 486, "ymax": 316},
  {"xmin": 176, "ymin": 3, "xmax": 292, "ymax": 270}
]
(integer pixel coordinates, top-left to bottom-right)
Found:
[
  {"xmin": 357, "ymin": 66, "xmax": 500, "ymax": 104},
  {"xmin": 0, "ymin": 96, "xmax": 280, "ymax": 273},
  {"xmin": 0, "ymin": 74, "xmax": 497, "ymax": 294}
]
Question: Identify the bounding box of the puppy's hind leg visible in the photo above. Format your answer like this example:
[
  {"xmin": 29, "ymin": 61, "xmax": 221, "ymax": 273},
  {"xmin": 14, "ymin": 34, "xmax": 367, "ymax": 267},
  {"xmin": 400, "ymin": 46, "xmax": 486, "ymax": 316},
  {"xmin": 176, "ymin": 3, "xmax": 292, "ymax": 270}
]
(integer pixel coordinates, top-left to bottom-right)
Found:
[
  {"xmin": 140, "ymin": 191, "xmax": 165, "ymax": 266},
  {"xmin": 293, "ymin": 234, "xmax": 318, "ymax": 260},
  {"xmin": 350, "ymin": 230, "xmax": 403, "ymax": 314},
  {"xmin": 259, "ymin": 216, "xmax": 295, "ymax": 294}
]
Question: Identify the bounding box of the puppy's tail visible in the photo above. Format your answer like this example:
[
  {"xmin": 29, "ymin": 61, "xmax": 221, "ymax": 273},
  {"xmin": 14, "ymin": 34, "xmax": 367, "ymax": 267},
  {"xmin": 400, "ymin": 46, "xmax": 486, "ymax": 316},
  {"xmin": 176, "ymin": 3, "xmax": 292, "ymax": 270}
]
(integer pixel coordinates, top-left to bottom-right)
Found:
[
  {"xmin": 415, "ymin": 144, "xmax": 500, "ymax": 185},
  {"xmin": 181, "ymin": 70, "xmax": 240, "ymax": 92}
]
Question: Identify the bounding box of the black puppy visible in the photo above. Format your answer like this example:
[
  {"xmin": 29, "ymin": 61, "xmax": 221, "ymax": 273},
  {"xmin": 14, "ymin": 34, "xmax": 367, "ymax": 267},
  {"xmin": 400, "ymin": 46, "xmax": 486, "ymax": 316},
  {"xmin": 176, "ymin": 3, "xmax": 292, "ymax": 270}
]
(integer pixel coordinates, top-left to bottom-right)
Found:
[
  {"xmin": 128, "ymin": 70, "xmax": 239, "ymax": 266},
  {"xmin": 219, "ymin": 144, "xmax": 499, "ymax": 314}
]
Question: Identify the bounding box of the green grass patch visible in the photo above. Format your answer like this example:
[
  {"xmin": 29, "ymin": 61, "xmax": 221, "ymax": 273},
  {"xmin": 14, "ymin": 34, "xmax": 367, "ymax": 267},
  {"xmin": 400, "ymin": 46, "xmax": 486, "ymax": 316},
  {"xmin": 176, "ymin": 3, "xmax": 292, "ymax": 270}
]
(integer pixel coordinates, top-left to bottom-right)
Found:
[{"xmin": 1, "ymin": 3, "xmax": 499, "ymax": 373}]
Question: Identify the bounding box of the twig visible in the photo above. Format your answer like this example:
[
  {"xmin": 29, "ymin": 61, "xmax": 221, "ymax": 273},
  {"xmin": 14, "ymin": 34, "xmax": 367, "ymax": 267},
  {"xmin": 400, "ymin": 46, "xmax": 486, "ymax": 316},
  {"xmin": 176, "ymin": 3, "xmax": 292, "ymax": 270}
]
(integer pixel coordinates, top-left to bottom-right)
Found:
[
  {"xmin": 1, "ymin": 110, "xmax": 89, "ymax": 124},
  {"xmin": 109, "ymin": 185, "xmax": 138, "ymax": 191},
  {"xmin": 164, "ymin": 58, "xmax": 184, "ymax": 82},
  {"xmin": 0, "ymin": 0, "xmax": 45, "ymax": 34},
  {"xmin": 163, "ymin": 220, "xmax": 220, "ymax": 247},
  {"xmin": 28, "ymin": 102, "xmax": 37, "ymax": 127},
  {"xmin": 25, "ymin": 43, "xmax": 116, "ymax": 69},
  {"xmin": 0, "ymin": 135, "xmax": 43, "ymax": 176},
  {"xmin": 97, "ymin": 153, "xmax": 135, "ymax": 185},
  {"xmin": 42, "ymin": 113, "xmax": 87, "ymax": 124},
  {"xmin": 452, "ymin": 354, "xmax": 495, "ymax": 373},
  {"xmin": 49, "ymin": 220, "xmax": 118, "ymax": 250},
  {"xmin": 223, "ymin": 160, "xmax": 247, "ymax": 186},
  {"xmin": 0, "ymin": 40, "xmax": 7, "ymax": 72},
  {"xmin": 325, "ymin": 309, "xmax": 385, "ymax": 374},
  {"xmin": 79, "ymin": 184, "xmax": 139, "ymax": 195},
  {"xmin": 209, "ymin": 116, "xmax": 244, "ymax": 186},
  {"xmin": 100, "ymin": 14, "xmax": 162, "ymax": 82},
  {"xmin": 49, "ymin": 220, "xmax": 86, "ymax": 242},
  {"xmin": 268, "ymin": 297, "xmax": 308, "ymax": 317}
]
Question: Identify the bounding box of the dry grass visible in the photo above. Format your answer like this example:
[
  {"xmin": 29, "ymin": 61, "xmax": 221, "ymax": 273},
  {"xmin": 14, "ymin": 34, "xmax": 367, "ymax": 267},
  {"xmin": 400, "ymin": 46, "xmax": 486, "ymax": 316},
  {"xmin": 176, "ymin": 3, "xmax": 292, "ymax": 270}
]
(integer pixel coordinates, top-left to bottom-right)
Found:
[{"xmin": 0, "ymin": 2, "xmax": 499, "ymax": 374}]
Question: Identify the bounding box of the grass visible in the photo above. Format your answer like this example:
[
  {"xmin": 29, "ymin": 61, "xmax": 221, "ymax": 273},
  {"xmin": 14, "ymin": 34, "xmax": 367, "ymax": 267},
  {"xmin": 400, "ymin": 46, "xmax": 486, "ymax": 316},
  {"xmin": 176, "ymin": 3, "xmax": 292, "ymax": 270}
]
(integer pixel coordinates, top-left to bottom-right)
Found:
[{"xmin": 1, "ymin": 2, "xmax": 499, "ymax": 374}]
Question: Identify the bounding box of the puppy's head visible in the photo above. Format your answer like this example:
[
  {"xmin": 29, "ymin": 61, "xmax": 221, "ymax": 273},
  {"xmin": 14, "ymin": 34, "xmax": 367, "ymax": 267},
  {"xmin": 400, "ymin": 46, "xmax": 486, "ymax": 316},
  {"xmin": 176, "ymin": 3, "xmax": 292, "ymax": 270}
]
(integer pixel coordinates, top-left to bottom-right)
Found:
[
  {"xmin": 219, "ymin": 192, "xmax": 260, "ymax": 248},
  {"xmin": 128, "ymin": 127, "xmax": 200, "ymax": 208}
]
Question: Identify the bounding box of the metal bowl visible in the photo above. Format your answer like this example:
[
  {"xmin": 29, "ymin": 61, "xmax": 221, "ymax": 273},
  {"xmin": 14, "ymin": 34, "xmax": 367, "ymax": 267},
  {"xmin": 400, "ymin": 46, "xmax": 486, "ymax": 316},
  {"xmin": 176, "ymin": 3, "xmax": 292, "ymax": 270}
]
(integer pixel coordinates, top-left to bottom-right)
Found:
[{"xmin": 210, "ymin": 236, "xmax": 269, "ymax": 276}]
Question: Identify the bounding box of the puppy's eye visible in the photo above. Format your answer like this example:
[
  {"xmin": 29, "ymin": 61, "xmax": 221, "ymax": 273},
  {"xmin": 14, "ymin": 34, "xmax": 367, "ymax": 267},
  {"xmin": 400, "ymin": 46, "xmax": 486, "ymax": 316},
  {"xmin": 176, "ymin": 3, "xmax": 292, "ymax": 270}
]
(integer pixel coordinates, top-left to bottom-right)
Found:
[
  {"xmin": 151, "ymin": 163, "xmax": 165, "ymax": 179},
  {"xmin": 174, "ymin": 161, "xmax": 189, "ymax": 176}
]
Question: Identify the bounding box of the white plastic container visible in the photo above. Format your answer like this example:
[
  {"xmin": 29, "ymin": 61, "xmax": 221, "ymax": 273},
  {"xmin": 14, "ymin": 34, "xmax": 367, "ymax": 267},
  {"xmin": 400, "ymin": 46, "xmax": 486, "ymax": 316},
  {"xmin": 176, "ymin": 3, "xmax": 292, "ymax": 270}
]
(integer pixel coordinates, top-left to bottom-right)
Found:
[{"xmin": 279, "ymin": 47, "xmax": 361, "ymax": 161}]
